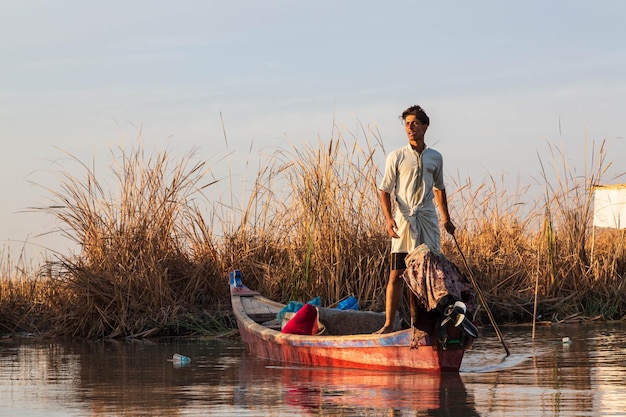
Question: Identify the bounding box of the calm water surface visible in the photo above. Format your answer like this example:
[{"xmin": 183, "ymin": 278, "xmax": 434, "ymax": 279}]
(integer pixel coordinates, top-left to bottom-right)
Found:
[{"xmin": 0, "ymin": 322, "xmax": 625, "ymax": 416}]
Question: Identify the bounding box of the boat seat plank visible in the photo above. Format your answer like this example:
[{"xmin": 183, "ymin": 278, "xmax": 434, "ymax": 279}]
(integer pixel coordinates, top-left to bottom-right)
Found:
[{"xmin": 241, "ymin": 296, "xmax": 281, "ymax": 323}]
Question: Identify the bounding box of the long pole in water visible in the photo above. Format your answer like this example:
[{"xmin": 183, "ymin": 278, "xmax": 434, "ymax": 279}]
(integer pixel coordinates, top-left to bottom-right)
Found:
[{"xmin": 452, "ymin": 234, "xmax": 511, "ymax": 357}]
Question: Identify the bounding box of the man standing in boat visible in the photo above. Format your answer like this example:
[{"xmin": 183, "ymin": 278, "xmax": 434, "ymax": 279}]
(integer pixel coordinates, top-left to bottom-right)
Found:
[{"xmin": 376, "ymin": 105, "xmax": 456, "ymax": 334}]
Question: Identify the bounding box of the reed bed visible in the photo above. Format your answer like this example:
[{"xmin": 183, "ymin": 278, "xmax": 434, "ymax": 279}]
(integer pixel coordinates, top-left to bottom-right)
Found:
[
  {"xmin": 0, "ymin": 247, "xmax": 54, "ymax": 334},
  {"xmin": 1, "ymin": 130, "xmax": 624, "ymax": 338},
  {"xmin": 30, "ymin": 145, "xmax": 230, "ymax": 338},
  {"xmin": 217, "ymin": 128, "xmax": 390, "ymax": 310},
  {"xmin": 444, "ymin": 139, "xmax": 626, "ymax": 322}
]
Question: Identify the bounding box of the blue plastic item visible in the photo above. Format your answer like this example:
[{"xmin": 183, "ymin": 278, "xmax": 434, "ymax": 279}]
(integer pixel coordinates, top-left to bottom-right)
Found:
[
  {"xmin": 277, "ymin": 296, "xmax": 322, "ymax": 322},
  {"xmin": 337, "ymin": 295, "xmax": 358, "ymax": 310},
  {"xmin": 308, "ymin": 296, "xmax": 321, "ymax": 306},
  {"xmin": 277, "ymin": 301, "xmax": 304, "ymax": 322}
]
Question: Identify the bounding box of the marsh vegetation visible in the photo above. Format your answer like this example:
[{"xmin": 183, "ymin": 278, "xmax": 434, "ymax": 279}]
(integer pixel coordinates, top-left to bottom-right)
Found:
[{"xmin": 1, "ymin": 130, "xmax": 624, "ymax": 338}]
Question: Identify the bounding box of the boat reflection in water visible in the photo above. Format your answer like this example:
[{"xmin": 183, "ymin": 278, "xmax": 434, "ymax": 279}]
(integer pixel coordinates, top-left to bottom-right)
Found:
[{"xmin": 236, "ymin": 355, "xmax": 480, "ymax": 416}]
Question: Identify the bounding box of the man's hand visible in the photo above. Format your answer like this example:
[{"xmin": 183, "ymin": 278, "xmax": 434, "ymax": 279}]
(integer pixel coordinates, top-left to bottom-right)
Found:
[
  {"xmin": 444, "ymin": 220, "xmax": 456, "ymax": 235},
  {"xmin": 386, "ymin": 218, "xmax": 400, "ymax": 238}
]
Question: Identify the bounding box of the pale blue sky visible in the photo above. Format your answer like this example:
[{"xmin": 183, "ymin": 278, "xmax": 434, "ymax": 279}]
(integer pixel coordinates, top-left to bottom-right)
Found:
[{"xmin": 2, "ymin": 0, "xmax": 626, "ymax": 260}]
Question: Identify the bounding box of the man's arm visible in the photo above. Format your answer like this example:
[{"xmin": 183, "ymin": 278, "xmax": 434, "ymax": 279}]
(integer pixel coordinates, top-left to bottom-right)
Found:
[
  {"xmin": 380, "ymin": 190, "xmax": 399, "ymax": 238},
  {"xmin": 434, "ymin": 188, "xmax": 456, "ymax": 235}
]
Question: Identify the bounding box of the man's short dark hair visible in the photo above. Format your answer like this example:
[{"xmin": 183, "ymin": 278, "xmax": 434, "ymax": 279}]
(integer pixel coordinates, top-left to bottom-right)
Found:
[{"xmin": 400, "ymin": 105, "xmax": 429, "ymax": 126}]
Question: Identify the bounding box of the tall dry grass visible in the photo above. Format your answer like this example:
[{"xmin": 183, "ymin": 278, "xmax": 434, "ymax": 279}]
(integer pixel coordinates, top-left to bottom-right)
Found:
[
  {"xmin": 1, "ymin": 129, "xmax": 624, "ymax": 338},
  {"xmin": 34, "ymin": 145, "xmax": 229, "ymax": 338},
  {"xmin": 214, "ymin": 132, "xmax": 626, "ymax": 324},
  {"xmin": 217, "ymin": 126, "xmax": 389, "ymax": 309},
  {"xmin": 0, "ymin": 245, "xmax": 54, "ymax": 334},
  {"xmin": 445, "ymin": 139, "xmax": 626, "ymax": 322}
]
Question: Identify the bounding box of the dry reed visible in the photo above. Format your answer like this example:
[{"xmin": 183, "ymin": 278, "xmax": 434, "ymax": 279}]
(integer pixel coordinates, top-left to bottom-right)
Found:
[
  {"xmin": 1, "ymin": 129, "xmax": 625, "ymax": 338},
  {"xmin": 216, "ymin": 125, "xmax": 389, "ymax": 309},
  {"xmin": 33, "ymin": 145, "xmax": 227, "ymax": 338},
  {"xmin": 444, "ymin": 139, "xmax": 626, "ymax": 322}
]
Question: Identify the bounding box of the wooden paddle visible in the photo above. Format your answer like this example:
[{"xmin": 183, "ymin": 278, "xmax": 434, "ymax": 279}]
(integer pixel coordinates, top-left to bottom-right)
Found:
[{"xmin": 452, "ymin": 233, "xmax": 511, "ymax": 357}]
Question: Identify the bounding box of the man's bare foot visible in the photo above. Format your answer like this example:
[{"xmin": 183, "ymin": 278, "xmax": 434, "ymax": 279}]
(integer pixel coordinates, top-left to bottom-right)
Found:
[{"xmin": 373, "ymin": 325, "xmax": 394, "ymax": 335}]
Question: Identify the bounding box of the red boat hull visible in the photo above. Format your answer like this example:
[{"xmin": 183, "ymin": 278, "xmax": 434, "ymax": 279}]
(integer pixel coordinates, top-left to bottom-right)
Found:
[{"xmin": 231, "ymin": 282, "xmax": 466, "ymax": 372}]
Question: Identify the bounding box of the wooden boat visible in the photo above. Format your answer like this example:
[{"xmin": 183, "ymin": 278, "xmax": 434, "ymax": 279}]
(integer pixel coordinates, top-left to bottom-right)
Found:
[{"xmin": 229, "ymin": 270, "xmax": 473, "ymax": 372}]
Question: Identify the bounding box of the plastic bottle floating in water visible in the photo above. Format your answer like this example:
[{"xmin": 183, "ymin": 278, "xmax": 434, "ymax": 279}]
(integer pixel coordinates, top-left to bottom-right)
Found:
[{"xmin": 172, "ymin": 353, "xmax": 191, "ymax": 364}]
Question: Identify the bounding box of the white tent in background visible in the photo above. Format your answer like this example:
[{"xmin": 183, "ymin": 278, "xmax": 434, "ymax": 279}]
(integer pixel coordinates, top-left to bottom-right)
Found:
[
  {"xmin": 593, "ymin": 184, "xmax": 626, "ymax": 229},
  {"xmin": 591, "ymin": 184, "xmax": 626, "ymax": 265}
]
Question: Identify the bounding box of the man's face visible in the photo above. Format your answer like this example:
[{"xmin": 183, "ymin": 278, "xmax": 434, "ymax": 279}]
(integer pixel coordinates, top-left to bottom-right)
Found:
[{"xmin": 404, "ymin": 114, "xmax": 428, "ymax": 144}]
